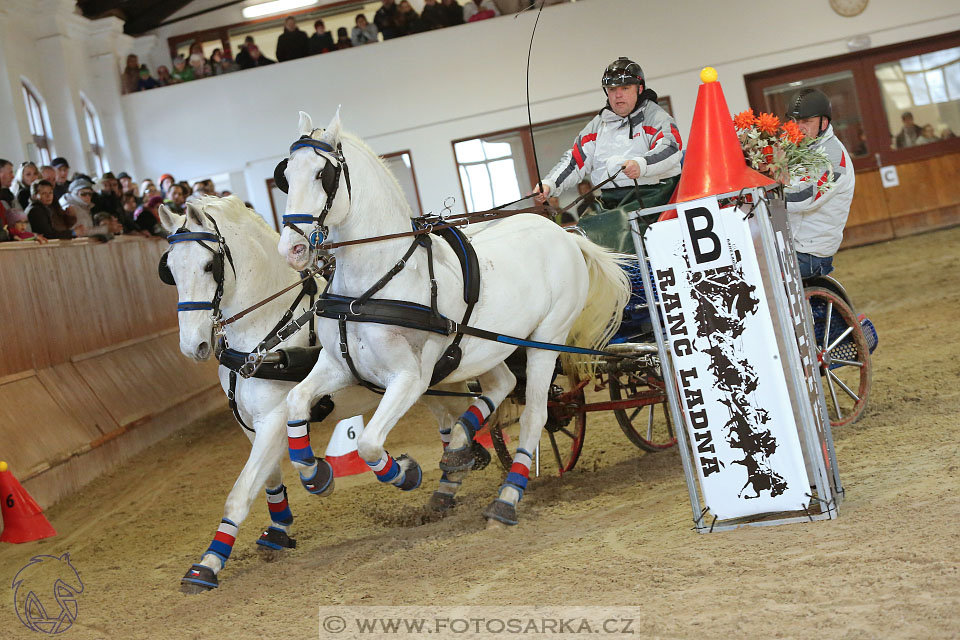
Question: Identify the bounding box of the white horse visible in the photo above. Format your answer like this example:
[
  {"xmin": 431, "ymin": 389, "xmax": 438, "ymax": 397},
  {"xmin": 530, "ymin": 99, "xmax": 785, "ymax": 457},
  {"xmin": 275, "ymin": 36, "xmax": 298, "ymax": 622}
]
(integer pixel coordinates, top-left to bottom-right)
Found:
[
  {"xmin": 276, "ymin": 110, "xmax": 631, "ymax": 526},
  {"xmin": 158, "ymin": 196, "xmax": 471, "ymax": 593}
]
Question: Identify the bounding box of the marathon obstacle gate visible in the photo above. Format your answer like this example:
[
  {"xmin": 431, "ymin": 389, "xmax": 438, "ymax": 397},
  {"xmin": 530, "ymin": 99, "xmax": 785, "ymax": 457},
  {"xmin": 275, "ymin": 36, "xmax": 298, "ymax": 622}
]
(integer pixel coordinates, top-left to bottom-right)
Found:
[{"xmin": 630, "ymin": 188, "xmax": 843, "ymax": 531}]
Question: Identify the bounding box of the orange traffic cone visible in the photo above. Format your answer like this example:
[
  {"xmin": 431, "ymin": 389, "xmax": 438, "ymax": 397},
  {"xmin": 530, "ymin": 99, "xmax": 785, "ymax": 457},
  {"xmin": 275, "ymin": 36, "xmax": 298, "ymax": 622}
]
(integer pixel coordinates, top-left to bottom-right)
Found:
[
  {"xmin": 474, "ymin": 425, "xmax": 495, "ymax": 449},
  {"xmin": 324, "ymin": 416, "xmax": 369, "ymax": 477},
  {"xmin": 0, "ymin": 461, "xmax": 56, "ymax": 543},
  {"xmin": 660, "ymin": 67, "xmax": 774, "ymax": 221}
]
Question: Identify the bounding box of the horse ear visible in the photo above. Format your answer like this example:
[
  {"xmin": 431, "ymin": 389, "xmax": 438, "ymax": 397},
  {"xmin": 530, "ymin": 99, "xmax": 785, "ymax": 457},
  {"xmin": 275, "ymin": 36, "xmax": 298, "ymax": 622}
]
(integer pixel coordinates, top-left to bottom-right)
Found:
[
  {"xmin": 298, "ymin": 111, "xmax": 313, "ymax": 137},
  {"xmin": 158, "ymin": 204, "xmax": 184, "ymax": 232},
  {"xmin": 185, "ymin": 201, "xmax": 206, "ymax": 228},
  {"xmin": 319, "ymin": 105, "xmax": 342, "ymax": 146}
]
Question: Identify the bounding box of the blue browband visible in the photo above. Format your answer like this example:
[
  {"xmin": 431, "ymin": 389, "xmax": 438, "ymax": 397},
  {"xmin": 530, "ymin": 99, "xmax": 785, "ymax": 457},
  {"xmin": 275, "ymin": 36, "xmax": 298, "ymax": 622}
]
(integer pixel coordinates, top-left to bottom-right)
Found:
[
  {"xmin": 168, "ymin": 231, "xmax": 220, "ymax": 245},
  {"xmin": 290, "ymin": 139, "xmax": 335, "ymax": 154},
  {"xmin": 282, "ymin": 214, "xmax": 316, "ymax": 225},
  {"xmin": 177, "ymin": 301, "xmax": 215, "ymax": 312}
]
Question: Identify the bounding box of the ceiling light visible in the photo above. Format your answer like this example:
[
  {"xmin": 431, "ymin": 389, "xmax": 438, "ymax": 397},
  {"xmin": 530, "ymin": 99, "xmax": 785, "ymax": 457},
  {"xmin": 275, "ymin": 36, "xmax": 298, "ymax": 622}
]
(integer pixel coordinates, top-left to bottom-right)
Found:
[{"xmin": 242, "ymin": 0, "xmax": 319, "ymax": 19}]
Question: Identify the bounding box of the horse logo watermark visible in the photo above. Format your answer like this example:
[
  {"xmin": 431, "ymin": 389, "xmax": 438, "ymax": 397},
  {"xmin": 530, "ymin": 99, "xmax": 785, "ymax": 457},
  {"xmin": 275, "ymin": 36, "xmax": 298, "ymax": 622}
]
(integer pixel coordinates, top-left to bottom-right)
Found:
[{"xmin": 12, "ymin": 553, "xmax": 83, "ymax": 634}]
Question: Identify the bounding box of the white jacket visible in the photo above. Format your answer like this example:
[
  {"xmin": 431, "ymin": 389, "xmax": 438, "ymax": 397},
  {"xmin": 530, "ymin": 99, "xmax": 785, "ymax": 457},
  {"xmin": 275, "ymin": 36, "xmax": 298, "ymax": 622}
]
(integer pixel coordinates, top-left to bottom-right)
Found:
[
  {"xmin": 784, "ymin": 125, "xmax": 855, "ymax": 257},
  {"xmin": 543, "ymin": 97, "xmax": 682, "ymax": 197}
]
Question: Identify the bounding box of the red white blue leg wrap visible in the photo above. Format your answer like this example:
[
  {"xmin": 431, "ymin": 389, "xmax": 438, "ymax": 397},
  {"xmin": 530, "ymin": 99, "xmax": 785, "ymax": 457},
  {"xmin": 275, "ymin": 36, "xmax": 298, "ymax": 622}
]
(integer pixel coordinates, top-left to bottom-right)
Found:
[
  {"xmin": 501, "ymin": 448, "xmax": 532, "ymax": 501},
  {"xmin": 203, "ymin": 518, "xmax": 239, "ymax": 567},
  {"xmin": 455, "ymin": 396, "xmax": 495, "ymax": 440},
  {"xmin": 265, "ymin": 484, "xmax": 293, "ymax": 528},
  {"xmin": 367, "ymin": 452, "xmax": 406, "ymax": 487}
]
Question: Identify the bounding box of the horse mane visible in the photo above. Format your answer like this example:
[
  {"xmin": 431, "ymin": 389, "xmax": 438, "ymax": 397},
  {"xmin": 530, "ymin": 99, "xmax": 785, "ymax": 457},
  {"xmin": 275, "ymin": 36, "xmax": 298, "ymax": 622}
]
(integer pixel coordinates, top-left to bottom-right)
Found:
[{"xmin": 192, "ymin": 194, "xmax": 280, "ymax": 240}]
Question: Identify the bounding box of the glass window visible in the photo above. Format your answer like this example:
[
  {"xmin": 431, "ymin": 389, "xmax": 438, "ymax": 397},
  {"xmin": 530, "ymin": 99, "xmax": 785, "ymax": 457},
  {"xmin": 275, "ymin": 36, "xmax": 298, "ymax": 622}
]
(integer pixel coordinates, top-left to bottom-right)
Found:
[
  {"xmin": 763, "ymin": 70, "xmax": 868, "ymax": 158},
  {"xmin": 454, "ymin": 134, "xmax": 526, "ymax": 211},
  {"xmin": 81, "ymin": 96, "xmax": 108, "ymax": 177},
  {"xmin": 21, "ymin": 82, "xmax": 53, "ymax": 165},
  {"xmin": 382, "ymin": 151, "xmax": 422, "ymax": 215},
  {"xmin": 875, "ymin": 45, "xmax": 960, "ymax": 150}
]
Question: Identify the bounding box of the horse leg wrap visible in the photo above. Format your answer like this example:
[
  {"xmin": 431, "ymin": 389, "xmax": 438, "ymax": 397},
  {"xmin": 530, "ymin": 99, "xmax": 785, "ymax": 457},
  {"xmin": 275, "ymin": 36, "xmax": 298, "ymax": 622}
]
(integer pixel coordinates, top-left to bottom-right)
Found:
[
  {"xmin": 439, "ymin": 396, "xmax": 494, "ymax": 472},
  {"xmin": 439, "ymin": 427, "xmax": 452, "ymax": 449},
  {"xmin": 428, "ymin": 471, "xmax": 461, "ymax": 512},
  {"xmin": 181, "ymin": 564, "xmax": 219, "ymax": 590},
  {"xmin": 367, "ymin": 452, "xmax": 421, "ymax": 491},
  {"xmin": 288, "ymin": 420, "xmax": 335, "ymax": 496},
  {"xmin": 257, "ymin": 526, "xmax": 297, "ymax": 551},
  {"xmin": 482, "ymin": 448, "xmax": 531, "ymax": 527},
  {"xmin": 264, "ymin": 484, "xmax": 293, "ymax": 528},
  {"xmin": 200, "ymin": 518, "xmax": 239, "ymax": 569}
]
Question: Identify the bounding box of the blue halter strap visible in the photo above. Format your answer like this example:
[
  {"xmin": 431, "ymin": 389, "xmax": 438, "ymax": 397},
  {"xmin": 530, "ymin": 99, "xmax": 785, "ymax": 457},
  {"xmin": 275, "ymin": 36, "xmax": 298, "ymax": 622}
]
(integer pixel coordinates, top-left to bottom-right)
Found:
[
  {"xmin": 166, "ymin": 223, "xmax": 235, "ymax": 315},
  {"xmin": 279, "ymin": 138, "xmax": 350, "ymax": 250}
]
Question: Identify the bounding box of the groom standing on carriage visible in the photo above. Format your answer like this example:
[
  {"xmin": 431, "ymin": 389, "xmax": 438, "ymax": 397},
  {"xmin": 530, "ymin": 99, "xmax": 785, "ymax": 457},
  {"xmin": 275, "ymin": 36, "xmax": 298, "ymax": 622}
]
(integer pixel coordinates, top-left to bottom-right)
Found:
[{"xmin": 532, "ymin": 57, "xmax": 683, "ymax": 251}]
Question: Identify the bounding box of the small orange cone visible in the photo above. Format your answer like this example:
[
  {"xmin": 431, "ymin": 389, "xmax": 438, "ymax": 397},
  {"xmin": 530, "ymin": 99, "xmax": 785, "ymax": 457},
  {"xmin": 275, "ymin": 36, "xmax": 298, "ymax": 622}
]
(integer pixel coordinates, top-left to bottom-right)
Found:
[
  {"xmin": 0, "ymin": 461, "xmax": 56, "ymax": 543},
  {"xmin": 660, "ymin": 67, "xmax": 774, "ymax": 221},
  {"xmin": 474, "ymin": 425, "xmax": 495, "ymax": 449},
  {"xmin": 324, "ymin": 417, "xmax": 369, "ymax": 477}
]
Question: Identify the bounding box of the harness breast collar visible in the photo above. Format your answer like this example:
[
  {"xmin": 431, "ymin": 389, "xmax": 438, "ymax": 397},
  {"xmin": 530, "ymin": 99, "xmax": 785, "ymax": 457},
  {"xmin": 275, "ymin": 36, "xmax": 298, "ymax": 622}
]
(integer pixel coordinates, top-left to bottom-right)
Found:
[{"xmin": 277, "ymin": 137, "xmax": 352, "ymax": 250}]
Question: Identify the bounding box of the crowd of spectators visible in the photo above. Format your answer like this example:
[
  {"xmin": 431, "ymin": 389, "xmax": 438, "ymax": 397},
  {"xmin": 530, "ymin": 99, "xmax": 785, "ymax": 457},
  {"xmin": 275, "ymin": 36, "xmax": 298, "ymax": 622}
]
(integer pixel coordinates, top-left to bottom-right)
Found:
[
  {"xmin": 894, "ymin": 111, "xmax": 956, "ymax": 149},
  {"xmin": 0, "ymin": 156, "xmax": 229, "ymax": 244},
  {"xmin": 122, "ymin": 0, "xmax": 569, "ymax": 94}
]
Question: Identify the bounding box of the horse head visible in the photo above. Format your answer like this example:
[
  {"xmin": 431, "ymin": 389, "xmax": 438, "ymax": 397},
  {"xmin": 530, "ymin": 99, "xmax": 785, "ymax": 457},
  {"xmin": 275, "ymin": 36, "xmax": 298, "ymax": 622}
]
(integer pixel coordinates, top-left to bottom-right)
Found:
[
  {"xmin": 159, "ymin": 199, "xmax": 233, "ymax": 361},
  {"xmin": 277, "ymin": 108, "xmax": 349, "ymax": 271}
]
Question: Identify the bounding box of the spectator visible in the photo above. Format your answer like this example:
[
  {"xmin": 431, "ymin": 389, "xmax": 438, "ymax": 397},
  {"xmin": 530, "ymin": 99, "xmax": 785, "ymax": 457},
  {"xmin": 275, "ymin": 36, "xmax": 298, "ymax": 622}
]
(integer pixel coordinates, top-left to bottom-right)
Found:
[
  {"xmin": 463, "ymin": 0, "xmax": 500, "ymax": 21},
  {"xmin": 375, "ymin": 0, "xmax": 401, "ymax": 40},
  {"xmin": 0, "ymin": 159, "xmax": 16, "ymax": 214},
  {"xmin": 189, "ymin": 43, "xmax": 213, "ymax": 79},
  {"xmin": 138, "ymin": 65, "xmax": 160, "ymax": 91},
  {"xmin": 420, "ymin": 0, "xmax": 445, "ymax": 30},
  {"xmin": 309, "ymin": 19, "xmax": 335, "ymax": 55},
  {"xmin": 158, "ymin": 174, "xmax": 175, "ymax": 194},
  {"xmin": 277, "ymin": 16, "xmax": 310, "ymax": 62},
  {"xmin": 495, "ymin": 0, "xmax": 564, "ymax": 12},
  {"xmin": 121, "ymin": 54, "xmax": 140, "ymax": 94},
  {"xmin": 235, "ymin": 36, "xmax": 256, "ymax": 69},
  {"xmin": 13, "ymin": 161, "xmax": 39, "ymax": 210},
  {"xmin": 4, "ymin": 208, "xmax": 45, "ymax": 242},
  {"xmin": 165, "ymin": 183, "xmax": 186, "ymax": 213},
  {"xmin": 51, "ymin": 157, "xmax": 71, "ymax": 200},
  {"xmin": 156, "ymin": 65, "xmax": 176, "ymax": 86},
  {"xmin": 246, "ymin": 44, "xmax": 276, "ymax": 67},
  {"xmin": 40, "ymin": 165, "xmax": 56, "ymax": 184},
  {"xmin": 170, "ymin": 55, "xmax": 195, "ymax": 83},
  {"xmin": 134, "ymin": 195, "xmax": 165, "ymax": 235},
  {"xmin": 118, "ymin": 172, "xmax": 138, "ymax": 198},
  {"xmin": 121, "ymin": 192, "xmax": 138, "ymax": 219},
  {"xmin": 895, "ymin": 111, "xmax": 923, "ymax": 149},
  {"xmin": 396, "ymin": 1, "xmax": 421, "ymax": 36},
  {"xmin": 576, "ymin": 180, "xmax": 599, "ymax": 218},
  {"xmin": 916, "ymin": 124, "xmax": 938, "ymax": 145},
  {"xmin": 209, "ymin": 49, "xmax": 238, "ymax": 75},
  {"xmin": 335, "ymin": 27, "xmax": 353, "ymax": 50},
  {"xmin": 61, "ymin": 179, "xmax": 118, "ymax": 239},
  {"xmin": 28, "ymin": 179, "xmax": 75, "ymax": 240},
  {"xmin": 352, "ymin": 14, "xmax": 379, "ymax": 46},
  {"xmin": 95, "ymin": 172, "xmax": 124, "ymax": 219},
  {"xmin": 439, "ymin": 0, "xmax": 465, "ymax": 26}
]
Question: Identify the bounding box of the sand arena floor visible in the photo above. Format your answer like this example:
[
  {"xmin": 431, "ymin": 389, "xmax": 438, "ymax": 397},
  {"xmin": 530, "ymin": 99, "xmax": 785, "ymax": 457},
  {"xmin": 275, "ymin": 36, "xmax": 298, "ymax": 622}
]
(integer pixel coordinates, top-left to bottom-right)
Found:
[{"xmin": 1, "ymin": 227, "xmax": 958, "ymax": 639}]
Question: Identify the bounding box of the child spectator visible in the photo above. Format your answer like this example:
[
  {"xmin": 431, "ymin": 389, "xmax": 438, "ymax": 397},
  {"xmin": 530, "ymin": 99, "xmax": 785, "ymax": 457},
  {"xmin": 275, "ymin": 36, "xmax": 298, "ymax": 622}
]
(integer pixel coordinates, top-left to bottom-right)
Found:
[
  {"xmin": 134, "ymin": 195, "xmax": 165, "ymax": 235},
  {"xmin": 276, "ymin": 16, "xmax": 310, "ymax": 62},
  {"xmin": 13, "ymin": 161, "xmax": 39, "ymax": 210},
  {"xmin": 156, "ymin": 65, "xmax": 176, "ymax": 86},
  {"xmin": 188, "ymin": 43, "xmax": 213, "ymax": 79},
  {"xmin": 209, "ymin": 49, "xmax": 238, "ymax": 75},
  {"xmin": 28, "ymin": 179, "xmax": 76, "ymax": 239},
  {"xmin": 165, "ymin": 183, "xmax": 186, "ymax": 213},
  {"xmin": 171, "ymin": 55, "xmax": 195, "ymax": 83},
  {"xmin": 51, "ymin": 157, "xmax": 71, "ymax": 200},
  {"xmin": 309, "ymin": 19, "xmax": 334, "ymax": 55},
  {"xmin": 396, "ymin": 1, "xmax": 421, "ymax": 36},
  {"xmin": 158, "ymin": 173, "xmax": 175, "ymax": 194},
  {"xmin": 4, "ymin": 209, "xmax": 46, "ymax": 243},
  {"xmin": 138, "ymin": 65, "xmax": 160, "ymax": 90},
  {"xmin": 336, "ymin": 27, "xmax": 353, "ymax": 50},
  {"xmin": 121, "ymin": 54, "xmax": 140, "ymax": 94},
  {"xmin": 463, "ymin": 0, "xmax": 500, "ymax": 21},
  {"xmin": 352, "ymin": 14, "xmax": 379, "ymax": 45},
  {"xmin": 118, "ymin": 172, "xmax": 138, "ymax": 198}
]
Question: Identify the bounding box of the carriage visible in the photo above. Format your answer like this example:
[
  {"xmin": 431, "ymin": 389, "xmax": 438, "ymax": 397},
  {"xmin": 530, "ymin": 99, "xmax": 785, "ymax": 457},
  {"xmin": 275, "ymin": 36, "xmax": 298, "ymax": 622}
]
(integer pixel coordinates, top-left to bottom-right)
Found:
[{"xmin": 487, "ymin": 200, "xmax": 879, "ymax": 476}]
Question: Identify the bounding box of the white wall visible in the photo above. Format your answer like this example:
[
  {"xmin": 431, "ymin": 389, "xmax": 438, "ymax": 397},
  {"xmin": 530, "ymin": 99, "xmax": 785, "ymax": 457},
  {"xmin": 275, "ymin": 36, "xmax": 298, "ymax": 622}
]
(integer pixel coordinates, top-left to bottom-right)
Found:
[{"xmin": 120, "ymin": 0, "xmax": 960, "ymax": 222}]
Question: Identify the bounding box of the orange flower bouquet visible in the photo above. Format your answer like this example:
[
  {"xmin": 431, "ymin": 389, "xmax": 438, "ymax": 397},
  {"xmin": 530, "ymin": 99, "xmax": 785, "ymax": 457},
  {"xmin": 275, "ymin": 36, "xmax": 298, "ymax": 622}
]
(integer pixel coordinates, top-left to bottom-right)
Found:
[{"xmin": 733, "ymin": 109, "xmax": 833, "ymax": 192}]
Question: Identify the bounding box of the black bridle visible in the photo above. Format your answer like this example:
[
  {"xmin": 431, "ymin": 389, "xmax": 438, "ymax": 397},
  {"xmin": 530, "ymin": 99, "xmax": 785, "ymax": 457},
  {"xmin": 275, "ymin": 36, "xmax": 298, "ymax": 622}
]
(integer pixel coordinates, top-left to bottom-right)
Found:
[{"xmin": 276, "ymin": 137, "xmax": 352, "ymax": 250}]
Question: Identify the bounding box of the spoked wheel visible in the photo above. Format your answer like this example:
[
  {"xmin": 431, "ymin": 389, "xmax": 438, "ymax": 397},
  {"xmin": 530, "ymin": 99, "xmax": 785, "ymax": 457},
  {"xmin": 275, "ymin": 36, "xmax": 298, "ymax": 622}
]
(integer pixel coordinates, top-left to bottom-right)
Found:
[
  {"xmin": 606, "ymin": 362, "xmax": 676, "ymax": 452},
  {"xmin": 805, "ymin": 287, "xmax": 872, "ymax": 427},
  {"xmin": 488, "ymin": 373, "xmax": 587, "ymax": 476}
]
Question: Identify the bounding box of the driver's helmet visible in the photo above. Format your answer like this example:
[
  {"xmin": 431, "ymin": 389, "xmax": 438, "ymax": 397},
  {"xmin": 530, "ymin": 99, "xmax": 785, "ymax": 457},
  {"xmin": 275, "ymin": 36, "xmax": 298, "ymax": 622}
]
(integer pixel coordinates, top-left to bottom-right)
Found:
[
  {"xmin": 786, "ymin": 88, "xmax": 832, "ymax": 122},
  {"xmin": 602, "ymin": 57, "xmax": 644, "ymax": 90}
]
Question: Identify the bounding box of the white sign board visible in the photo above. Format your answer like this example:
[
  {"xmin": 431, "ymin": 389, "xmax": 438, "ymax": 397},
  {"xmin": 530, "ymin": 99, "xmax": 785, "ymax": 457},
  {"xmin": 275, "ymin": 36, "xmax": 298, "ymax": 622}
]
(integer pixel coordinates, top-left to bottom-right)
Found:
[
  {"xmin": 880, "ymin": 165, "xmax": 900, "ymax": 188},
  {"xmin": 645, "ymin": 202, "xmax": 809, "ymax": 519}
]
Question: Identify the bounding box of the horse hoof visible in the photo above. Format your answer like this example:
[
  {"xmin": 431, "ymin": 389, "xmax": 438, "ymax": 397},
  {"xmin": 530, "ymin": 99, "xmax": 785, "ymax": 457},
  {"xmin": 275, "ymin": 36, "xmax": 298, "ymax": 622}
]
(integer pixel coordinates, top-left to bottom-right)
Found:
[
  {"xmin": 301, "ymin": 459, "xmax": 335, "ymax": 497},
  {"xmin": 180, "ymin": 564, "xmax": 218, "ymax": 593},
  {"xmin": 427, "ymin": 491, "xmax": 456, "ymax": 513},
  {"xmin": 482, "ymin": 499, "xmax": 519, "ymax": 526},
  {"xmin": 256, "ymin": 526, "xmax": 296, "ymax": 560},
  {"xmin": 486, "ymin": 518, "xmax": 507, "ymax": 530},
  {"xmin": 396, "ymin": 455, "xmax": 422, "ymax": 492},
  {"xmin": 471, "ymin": 442, "xmax": 491, "ymax": 471},
  {"xmin": 439, "ymin": 446, "xmax": 475, "ymax": 473}
]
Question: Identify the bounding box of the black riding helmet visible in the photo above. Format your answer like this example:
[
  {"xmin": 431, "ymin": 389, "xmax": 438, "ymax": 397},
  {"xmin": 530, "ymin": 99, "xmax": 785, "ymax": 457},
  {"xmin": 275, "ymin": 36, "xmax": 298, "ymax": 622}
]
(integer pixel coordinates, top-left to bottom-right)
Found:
[
  {"xmin": 601, "ymin": 57, "xmax": 644, "ymax": 93},
  {"xmin": 786, "ymin": 88, "xmax": 832, "ymax": 123}
]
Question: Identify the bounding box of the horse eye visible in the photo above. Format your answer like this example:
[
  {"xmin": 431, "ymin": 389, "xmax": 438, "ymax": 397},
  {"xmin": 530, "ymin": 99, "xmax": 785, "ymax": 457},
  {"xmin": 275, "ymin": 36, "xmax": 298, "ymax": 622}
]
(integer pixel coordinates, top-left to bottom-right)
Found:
[{"xmin": 204, "ymin": 261, "xmax": 214, "ymax": 273}]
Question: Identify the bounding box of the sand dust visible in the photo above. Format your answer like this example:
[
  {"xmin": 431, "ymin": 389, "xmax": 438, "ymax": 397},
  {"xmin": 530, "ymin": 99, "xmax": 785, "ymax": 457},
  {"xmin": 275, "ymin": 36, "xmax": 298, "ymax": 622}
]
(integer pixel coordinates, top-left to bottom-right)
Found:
[{"xmin": 1, "ymin": 227, "xmax": 958, "ymax": 639}]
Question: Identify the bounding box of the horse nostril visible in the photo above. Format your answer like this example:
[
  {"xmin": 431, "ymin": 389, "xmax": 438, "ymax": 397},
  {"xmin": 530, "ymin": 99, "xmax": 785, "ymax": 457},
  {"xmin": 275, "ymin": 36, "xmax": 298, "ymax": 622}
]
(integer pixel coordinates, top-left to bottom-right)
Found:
[{"xmin": 196, "ymin": 342, "xmax": 211, "ymax": 359}]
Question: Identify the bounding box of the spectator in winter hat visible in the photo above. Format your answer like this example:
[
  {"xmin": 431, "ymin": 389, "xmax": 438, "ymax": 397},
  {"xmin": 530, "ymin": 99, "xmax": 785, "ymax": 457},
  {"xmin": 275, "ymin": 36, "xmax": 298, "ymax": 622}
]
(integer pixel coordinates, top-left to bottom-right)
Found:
[
  {"xmin": 134, "ymin": 194, "xmax": 165, "ymax": 235},
  {"xmin": 5, "ymin": 208, "xmax": 46, "ymax": 243},
  {"xmin": 171, "ymin": 55, "xmax": 195, "ymax": 83},
  {"xmin": 158, "ymin": 174, "xmax": 175, "ymax": 193}
]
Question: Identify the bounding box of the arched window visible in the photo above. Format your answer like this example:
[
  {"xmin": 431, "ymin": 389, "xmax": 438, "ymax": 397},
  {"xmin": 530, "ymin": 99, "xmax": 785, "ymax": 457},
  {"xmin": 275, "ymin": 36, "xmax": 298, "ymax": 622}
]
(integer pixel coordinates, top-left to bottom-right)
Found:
[
  {"xmin": 81, "ymin": 95, "xmax": 109, "ymax": 176},
  {"xmin": 21, "ymin": 80, "xmax": 54, "ymax": 165}
]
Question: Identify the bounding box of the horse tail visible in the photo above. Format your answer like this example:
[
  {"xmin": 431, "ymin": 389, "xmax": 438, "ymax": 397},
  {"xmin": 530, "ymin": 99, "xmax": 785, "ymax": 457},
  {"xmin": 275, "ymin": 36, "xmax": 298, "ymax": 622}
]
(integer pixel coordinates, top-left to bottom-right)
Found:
[{"xmin": 562, "ymin": 233, "xmax": 633, "ymax": 379}]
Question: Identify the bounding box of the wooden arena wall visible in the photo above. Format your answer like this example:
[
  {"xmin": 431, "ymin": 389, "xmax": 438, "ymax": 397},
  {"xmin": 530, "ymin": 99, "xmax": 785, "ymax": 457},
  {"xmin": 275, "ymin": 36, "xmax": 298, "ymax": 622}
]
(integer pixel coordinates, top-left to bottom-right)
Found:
[
  {"xmin": 842, "ymin": 152, "xmax": 960, "ymax": 248},
  {"xmin": 0, "ymin": 237, "xmax": 223, "ymax": 508}
]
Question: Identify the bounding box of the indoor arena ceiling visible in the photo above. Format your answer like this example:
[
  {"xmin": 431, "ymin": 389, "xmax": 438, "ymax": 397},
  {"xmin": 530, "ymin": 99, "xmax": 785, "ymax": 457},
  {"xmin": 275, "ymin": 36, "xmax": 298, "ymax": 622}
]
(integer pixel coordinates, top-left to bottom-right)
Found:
[{"xmin": 76, "ymin": 0, "xmax": 201, "ymax": 35}]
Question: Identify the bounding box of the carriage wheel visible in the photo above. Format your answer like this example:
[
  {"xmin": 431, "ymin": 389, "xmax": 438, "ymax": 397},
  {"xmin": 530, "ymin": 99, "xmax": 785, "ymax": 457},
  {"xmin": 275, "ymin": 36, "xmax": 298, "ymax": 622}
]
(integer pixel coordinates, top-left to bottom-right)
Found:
[
  {"xmin": 606, "ymin": 366, "xmax": 676, "ymax": 452},
  {"xmin": 805, "ymin": 287, "xmax": 872, "ymax": 427},
  {"xmin": 488, "ymin": 373, "xmax": 587, "ymax": 476}
]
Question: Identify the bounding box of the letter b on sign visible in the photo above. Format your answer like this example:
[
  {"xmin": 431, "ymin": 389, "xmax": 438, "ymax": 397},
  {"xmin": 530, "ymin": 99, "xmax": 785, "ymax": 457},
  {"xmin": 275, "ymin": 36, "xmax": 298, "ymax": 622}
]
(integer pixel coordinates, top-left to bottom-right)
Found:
[{"xmin": 678, "ymin": 197, "xmax": 732, "ymax": 271}]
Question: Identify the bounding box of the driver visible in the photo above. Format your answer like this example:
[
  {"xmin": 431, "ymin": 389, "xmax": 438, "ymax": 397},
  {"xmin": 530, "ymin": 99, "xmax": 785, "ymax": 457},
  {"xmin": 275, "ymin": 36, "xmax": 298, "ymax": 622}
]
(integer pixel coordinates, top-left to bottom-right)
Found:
[
  {"xmin": 533, "ymin": 57, "xmax": 682, "ymax": 214},
  {"xmin": 783, "ymin": 88, "xmax": 855, "ymax": 278}
]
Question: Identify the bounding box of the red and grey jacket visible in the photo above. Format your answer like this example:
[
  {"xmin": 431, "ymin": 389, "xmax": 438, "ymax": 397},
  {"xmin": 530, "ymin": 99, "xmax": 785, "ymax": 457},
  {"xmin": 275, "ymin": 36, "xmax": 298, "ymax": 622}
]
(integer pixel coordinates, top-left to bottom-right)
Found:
[
  {"xmin": 784, "ymin": 125, "xmax": 855, "ymax": 258},
  {"xmin": 543, "ymin": 96, "xmax": 682, "ymax": 197}
]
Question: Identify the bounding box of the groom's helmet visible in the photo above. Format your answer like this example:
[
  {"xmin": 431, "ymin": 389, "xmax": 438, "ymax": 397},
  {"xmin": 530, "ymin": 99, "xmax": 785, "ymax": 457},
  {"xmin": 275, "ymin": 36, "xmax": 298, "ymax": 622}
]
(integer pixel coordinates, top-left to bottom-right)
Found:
[
  {"xmin": 786, "ymin": 88, "xmax": 832, "ymax": 123},
  {"xmin": 601, "ymin": 57, "xmax": 644, "ymax": 93}
]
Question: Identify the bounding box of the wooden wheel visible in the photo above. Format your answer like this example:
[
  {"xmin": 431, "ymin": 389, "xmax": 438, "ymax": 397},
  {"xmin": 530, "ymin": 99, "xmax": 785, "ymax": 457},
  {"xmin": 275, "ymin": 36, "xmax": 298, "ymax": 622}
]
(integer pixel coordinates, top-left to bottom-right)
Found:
[{"xmin": 606, "ymin": 360, "xmax": 676, "ymax": 452}]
